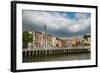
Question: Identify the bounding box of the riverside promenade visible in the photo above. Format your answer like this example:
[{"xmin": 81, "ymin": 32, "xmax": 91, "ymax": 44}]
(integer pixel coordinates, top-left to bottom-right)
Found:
[{"xmin": 22, "ymin": 46, "xmax": 90, "ymax": 56}]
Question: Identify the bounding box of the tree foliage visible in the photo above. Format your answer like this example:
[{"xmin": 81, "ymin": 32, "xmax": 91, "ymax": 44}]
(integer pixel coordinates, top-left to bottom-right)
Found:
[
  {"xmin": 23, "ymin": 31, "xmax": 33, "ymax": 42},
  {"xmin": 83, "ymin": 34, "xmax": 90, "ymax": 41},
  {"xmin": 82, "ymin": 34, "xmax": 91, "ymax": 46},
  {"xmin": 23, "ymin": 31, "xmax": 33, "ymax": 48}
]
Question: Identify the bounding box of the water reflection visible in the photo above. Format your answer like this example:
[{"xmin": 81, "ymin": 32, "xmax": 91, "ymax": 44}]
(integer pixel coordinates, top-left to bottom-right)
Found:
[{"xmin": 23, "ymin": 53, "xmax": 90, "ymax": 63}]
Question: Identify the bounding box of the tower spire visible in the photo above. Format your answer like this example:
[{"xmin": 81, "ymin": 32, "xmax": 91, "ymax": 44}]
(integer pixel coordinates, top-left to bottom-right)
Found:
[{"xmin": 44, "ymin": 24, "xmax": 47, "ymax": 48}]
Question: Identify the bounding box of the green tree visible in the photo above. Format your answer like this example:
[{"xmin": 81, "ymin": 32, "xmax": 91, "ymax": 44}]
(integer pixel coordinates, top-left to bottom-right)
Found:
[
  {"xmin": 23, "ymin": 31, "xmax": 33, "ymax": 48},
  {"xmin": 82, "ymin": 34, "xmax": 91, "ymax": 46},
  {"xmin": 83, "ymin": 34, "xmax": 90, "ymax": 41}
]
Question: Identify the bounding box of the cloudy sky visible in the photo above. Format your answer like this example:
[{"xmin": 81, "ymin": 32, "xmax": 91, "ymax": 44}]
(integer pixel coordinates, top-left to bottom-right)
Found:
[{"xmin": 22, "ymin": 10, "xmax": 91, "ymax": 39}]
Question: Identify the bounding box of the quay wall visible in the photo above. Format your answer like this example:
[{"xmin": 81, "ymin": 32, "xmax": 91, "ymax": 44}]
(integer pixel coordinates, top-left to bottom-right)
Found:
[{"xmin": 22, "ymin": 47, "xmax": 90, "ymax": 56}]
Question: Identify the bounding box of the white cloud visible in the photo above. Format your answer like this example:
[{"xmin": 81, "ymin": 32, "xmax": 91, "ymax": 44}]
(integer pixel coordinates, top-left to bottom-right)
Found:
[{"xmin": 23, "ymin": 10, "xmax": 90, "ymax": 33}]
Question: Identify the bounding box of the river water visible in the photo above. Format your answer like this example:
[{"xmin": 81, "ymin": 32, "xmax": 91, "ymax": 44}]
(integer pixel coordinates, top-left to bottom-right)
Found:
[{"xmin": 23, "ymin": 53, "xmax": 90, "ymax": 63}]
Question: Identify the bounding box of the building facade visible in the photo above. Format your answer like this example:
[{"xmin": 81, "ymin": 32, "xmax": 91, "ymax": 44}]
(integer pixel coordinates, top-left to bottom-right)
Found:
[
  {"xmin": 28, "ymin": 31, "xmax": 58, "ymax": 48},
  {"xmin": 26, "ymin": 31, "xmax": 86, "ymax": 49}
]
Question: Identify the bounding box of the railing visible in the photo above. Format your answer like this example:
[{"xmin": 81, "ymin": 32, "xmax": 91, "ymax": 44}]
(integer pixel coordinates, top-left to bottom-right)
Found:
[{"xmin": 23, "ymin": 46, "xmax": 90, "ymax": 51}]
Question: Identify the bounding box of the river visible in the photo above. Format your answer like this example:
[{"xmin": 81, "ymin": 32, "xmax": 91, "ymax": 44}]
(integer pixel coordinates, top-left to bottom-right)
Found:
[{"xmin": 23, "ymin": 52, "xmax": 90, "ymax": 63}]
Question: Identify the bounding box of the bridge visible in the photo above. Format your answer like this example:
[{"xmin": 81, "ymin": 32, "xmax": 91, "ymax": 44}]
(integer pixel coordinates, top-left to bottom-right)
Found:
[{"xmin": 22, "ymin": 46, "xmax": 90, "ymax": 56}]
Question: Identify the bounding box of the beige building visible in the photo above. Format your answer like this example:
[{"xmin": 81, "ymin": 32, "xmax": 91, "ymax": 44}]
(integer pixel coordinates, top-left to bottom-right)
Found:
[
  {"xmin": 28, "ymin": 31, "xmax": 58, "ymax": 48},
  {"xmin": 52, "ymin": 36, "xmax": 57, "ymax": 47},
  {"xmin": 28, "ymin": 31, "xmax": 43, "ymax": 48},
  {"xmin": 56, "ymin": 38, "xmax": 62, "ymax": 47}
]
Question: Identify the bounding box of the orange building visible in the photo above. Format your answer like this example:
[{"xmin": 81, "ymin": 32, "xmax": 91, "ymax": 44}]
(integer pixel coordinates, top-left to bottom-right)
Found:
[{"xmin": 66, "ymin": 38, "xmax": 80, "ymax": 47}]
